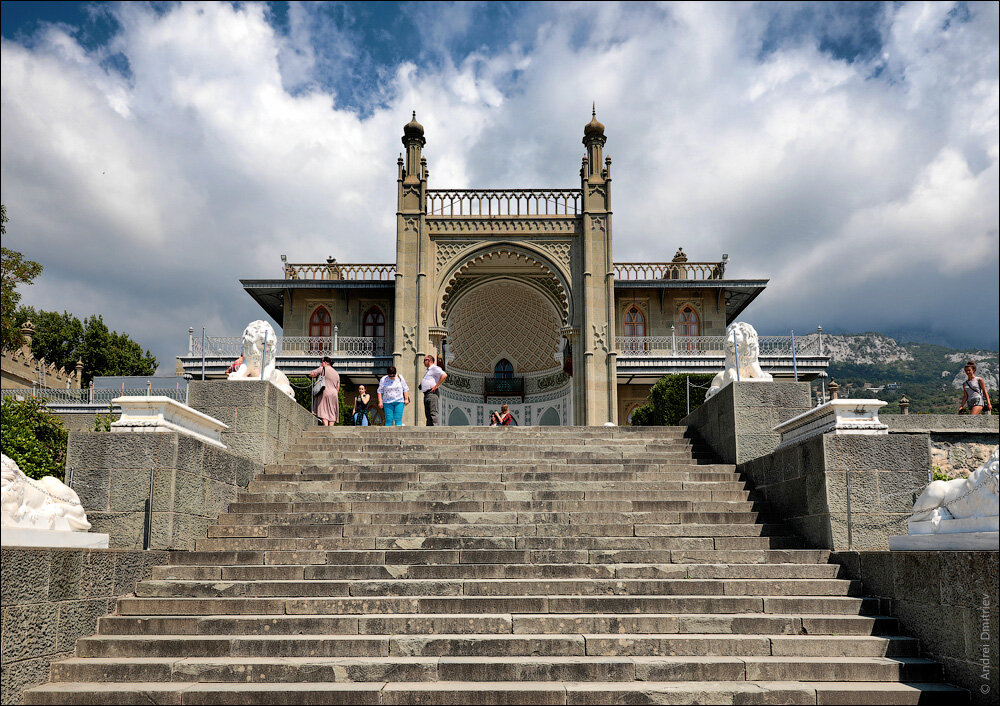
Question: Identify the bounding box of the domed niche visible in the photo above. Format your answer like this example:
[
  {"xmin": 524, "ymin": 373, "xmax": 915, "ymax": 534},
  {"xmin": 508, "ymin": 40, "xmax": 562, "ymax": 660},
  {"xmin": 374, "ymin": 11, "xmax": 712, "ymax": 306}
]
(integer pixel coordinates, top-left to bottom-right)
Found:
[{"xmin": 446, "ymin": 279, "xmax": 562, "ymax": 375}]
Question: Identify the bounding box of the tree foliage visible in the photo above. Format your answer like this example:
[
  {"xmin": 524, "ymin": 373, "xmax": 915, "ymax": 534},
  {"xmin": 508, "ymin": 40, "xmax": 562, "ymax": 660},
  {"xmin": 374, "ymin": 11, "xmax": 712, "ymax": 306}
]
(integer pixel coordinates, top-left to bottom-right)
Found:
[
  {"xmin": 630, "ymin": 374, "xmax": 716, "ymax": 426},
  {"xmin": 0, "ymin": 396, "xmax": 69, "ymax": 481},
  {"xmin": 1, "ymin": 206, "xmax": 44, "ymax": 351},
  {"xmin": 15, "ymin": 307, "xmax": 157, "ymax": 386}
]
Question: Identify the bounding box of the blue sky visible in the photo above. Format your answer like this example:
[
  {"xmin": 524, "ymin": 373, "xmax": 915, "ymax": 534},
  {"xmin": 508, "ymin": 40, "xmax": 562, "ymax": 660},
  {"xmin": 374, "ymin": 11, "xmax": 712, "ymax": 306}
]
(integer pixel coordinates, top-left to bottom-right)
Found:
[{"xmin": 1, "ymin": 1, "xmax": 997, "ymax": 369}]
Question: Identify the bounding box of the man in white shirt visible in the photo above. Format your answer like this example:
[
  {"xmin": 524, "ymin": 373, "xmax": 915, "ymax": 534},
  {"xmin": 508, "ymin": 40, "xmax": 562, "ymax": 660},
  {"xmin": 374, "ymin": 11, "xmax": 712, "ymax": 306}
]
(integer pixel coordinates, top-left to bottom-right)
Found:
[{"xmin": 420, "ymin": 354, "xmax": 448, "ymax": 426}]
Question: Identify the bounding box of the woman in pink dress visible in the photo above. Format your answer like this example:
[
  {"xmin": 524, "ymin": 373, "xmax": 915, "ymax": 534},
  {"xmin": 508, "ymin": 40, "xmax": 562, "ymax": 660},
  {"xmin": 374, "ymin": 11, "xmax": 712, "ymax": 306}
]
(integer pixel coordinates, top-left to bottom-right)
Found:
[{"xmin": 309, "ymin": 357, "xmax": 341, "ymax": 426}]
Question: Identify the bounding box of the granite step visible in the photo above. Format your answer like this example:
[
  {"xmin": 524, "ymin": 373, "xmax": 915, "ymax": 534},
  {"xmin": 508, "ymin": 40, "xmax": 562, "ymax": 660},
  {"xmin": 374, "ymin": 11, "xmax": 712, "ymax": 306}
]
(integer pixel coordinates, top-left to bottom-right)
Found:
[{"xmin": 23, "ymin": 680, "xmax": 970, "ymax": 705}]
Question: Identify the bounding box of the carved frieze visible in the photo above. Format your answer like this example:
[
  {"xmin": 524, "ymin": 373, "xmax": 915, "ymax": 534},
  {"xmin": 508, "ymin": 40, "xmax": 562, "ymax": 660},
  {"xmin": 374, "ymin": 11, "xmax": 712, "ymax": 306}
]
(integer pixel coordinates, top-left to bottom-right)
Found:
[{"xmin": 427, "ymin": 218, "xmax": 579, "ymax": 236}]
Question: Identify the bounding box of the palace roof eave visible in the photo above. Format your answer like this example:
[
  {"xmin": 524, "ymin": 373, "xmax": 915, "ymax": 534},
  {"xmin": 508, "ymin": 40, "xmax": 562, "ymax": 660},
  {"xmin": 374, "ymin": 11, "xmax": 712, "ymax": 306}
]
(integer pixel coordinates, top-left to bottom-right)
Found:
[
  {"xmin": 241, "ymin": 277, "xmax": 767, "ymax": 326},
  {"xmin": 241, "ymin": 279, "xmax": 396, "ymax": 326}
]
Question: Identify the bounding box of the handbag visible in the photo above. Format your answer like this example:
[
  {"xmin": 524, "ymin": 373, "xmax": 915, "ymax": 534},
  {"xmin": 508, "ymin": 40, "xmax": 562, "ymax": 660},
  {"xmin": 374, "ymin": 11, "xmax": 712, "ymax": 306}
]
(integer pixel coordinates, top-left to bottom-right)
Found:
[{"xmin": 312, "ymin": 374, "xmax": 326, "ymax": 396}]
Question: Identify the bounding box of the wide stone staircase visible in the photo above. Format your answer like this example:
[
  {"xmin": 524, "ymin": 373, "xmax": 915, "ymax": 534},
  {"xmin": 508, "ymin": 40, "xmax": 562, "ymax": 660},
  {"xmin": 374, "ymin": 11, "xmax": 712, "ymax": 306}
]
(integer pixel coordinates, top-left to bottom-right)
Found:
[{"xmin": 27, "ymin": 426, "xmax": 967, "ymax": 704}]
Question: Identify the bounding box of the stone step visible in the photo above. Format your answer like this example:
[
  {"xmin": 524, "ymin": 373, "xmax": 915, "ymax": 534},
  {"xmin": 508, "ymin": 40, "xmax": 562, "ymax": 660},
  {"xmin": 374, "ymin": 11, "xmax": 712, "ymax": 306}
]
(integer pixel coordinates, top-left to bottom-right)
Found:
[
  {"xmin": 286, "ymin": 441, "xmax": 700, "ymax": 453},
  {"xmin": 207, "ymin": 520, "xmax": 782, "ymax": 538},
  {"xmin": 263, "ymin": 463, "xmax": 737, "ymax": 474},
  {"xmin": 75, "ymin": 633, "xmax": 920, "ymax": 658},
  {"xmin": 248, "ymin": 480, "xmax": 752, "ymax": 491},
  {"xmin": 97, "ymin": 612, "xmax": 897, "ymax": 637},
  {"xmin": 23, "ymin": 680, "xmax": 971, "ymax": 705},
  {"xmin": 152, "ymin": 562, "xmax": 844, "ymax": 582},
  {"xmin": 133, "ymin": 577, "xmax": 861, "ymax": 599},
  {"xmin": 115, "ymin": 595, "xmax": 878, "ymax": 616},
  {"xmin": 241, "ymin": 487, "xmax": 753, "ymax": 502},
  {"xmin": 255, "ymin": 471, "xmax": 740, "ymax": 483},
  {"xmin": 162, "ymin": 548, "xmax": 832, "ymax": 566},
  {"xmin": 48, "ymin": 654, "xmax": 942, "ymax": 683}
]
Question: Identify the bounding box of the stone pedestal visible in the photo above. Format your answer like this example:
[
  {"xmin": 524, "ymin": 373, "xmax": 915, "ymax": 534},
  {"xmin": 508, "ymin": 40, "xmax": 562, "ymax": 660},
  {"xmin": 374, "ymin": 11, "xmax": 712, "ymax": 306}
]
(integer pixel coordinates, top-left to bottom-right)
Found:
[
  {"xmin": 889, "ymin": 532, "xmax": 999, "ymax": 550},
  {"xmin": 1, "ymin": 528, "xmax": 109, "ymax": 549},
  {"xmin": 112, "ymin": 396, "xmax": 228, "ymax": 449}
]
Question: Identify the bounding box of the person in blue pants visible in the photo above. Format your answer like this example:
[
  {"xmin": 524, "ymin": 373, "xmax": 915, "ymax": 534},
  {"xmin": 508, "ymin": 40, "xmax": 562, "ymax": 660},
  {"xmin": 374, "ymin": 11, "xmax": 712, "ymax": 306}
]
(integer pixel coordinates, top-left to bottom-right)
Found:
[{"xmin": 377, "ymin": 366, "xmax": 410, "ymax": 426}]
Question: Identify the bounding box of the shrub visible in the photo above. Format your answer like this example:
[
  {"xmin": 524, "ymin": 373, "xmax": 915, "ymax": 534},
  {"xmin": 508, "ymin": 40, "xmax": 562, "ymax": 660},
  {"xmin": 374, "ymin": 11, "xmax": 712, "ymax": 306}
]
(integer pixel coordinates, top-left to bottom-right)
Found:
[
  {"xmin": 0, "ymin": 396, "xmax": 69, "ymax": 480},
  {"xmin": 630, "ymin": 374, "xmax": 716, "ymax": 426}
]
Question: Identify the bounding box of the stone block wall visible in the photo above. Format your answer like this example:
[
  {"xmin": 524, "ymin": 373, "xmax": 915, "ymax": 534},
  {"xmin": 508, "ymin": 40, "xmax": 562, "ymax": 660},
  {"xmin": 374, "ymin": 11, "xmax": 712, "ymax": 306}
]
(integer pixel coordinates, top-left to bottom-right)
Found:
[
  {"xmin": 66, "ymin": 432, "xmax": 261, "ymax": 550},
  {"xmin": 186, "ymin": 380, "xmax": 316, "ymax": 465},
  {"xmin": 740, "ymin": 433, "xmax": 929, "ymax": 550},
  {"xmin": 0, "ymin": 547, "xmax": 168, "ymax": 705},
  {"xmin": 680, "ymin": 381, "xmax": 812, "ymax": 464},
  {"xmin": 833, "ymin": 550, "xmax": 999, "ymax": 705}
]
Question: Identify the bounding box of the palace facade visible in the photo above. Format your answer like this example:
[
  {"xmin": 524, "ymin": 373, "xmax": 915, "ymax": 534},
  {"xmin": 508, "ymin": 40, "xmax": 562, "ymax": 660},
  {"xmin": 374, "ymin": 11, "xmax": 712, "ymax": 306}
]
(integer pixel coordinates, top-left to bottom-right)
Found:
[{"xmin": 181, "ymin": 113, "xmax": 828, "ymax": 425}]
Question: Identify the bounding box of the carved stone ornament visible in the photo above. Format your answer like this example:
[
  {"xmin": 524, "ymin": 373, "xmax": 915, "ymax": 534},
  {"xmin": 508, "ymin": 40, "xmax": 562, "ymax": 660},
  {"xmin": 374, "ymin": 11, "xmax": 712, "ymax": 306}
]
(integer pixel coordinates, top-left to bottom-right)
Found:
[
  {"xmin": 592, "ymin": 324, "xmax": 610, "ymax": 354},
  {"xmin": 434, "ymin": 241, "xmax": 478, "ymax": 274},
  {"xmin": 705, "ymin": 322, "xmax": 774, "ymax": 400},
  {"xmin": 227, "ymin": 320, "xmax": 295, "ymax": 399},
  {"xmin": 401, "ymin": 325, "xmax": 418, "ymax": 353},
  {"xmin": 1, "ymin": 454, "xmax": 92, "ymax": 532}
]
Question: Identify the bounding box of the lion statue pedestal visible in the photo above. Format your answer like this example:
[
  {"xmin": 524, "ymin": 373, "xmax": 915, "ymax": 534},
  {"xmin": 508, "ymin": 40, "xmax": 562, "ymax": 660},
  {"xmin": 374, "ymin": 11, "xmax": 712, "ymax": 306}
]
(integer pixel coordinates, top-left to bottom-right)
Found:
[
  {"xmin": 228, "ymin": 320, "xmax": 295, "ymax": 400},
  {"xmin": 1, "ymin": 454, "xmax": 109, "ymax": 548},
  {"xmin": 889, "ymin": 447, "xmax": 999, "ymax": 550},
  {"xmin": 705, "ymin": 322, "xmax": 773, "ymax": 400}
]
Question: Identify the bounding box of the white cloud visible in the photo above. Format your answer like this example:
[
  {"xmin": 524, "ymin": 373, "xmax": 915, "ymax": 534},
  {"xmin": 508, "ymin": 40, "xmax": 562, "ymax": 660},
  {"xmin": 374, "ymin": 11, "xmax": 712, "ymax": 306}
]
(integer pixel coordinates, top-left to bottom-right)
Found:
[{"xmin": 1, "ymin": 0, "xmax": 997, "ymax": 372}]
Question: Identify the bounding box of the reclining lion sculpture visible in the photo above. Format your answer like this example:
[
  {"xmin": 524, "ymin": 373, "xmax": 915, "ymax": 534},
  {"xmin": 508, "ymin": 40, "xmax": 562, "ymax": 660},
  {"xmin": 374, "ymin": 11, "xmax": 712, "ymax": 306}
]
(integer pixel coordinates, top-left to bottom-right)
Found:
[
  {"xmin": 228, "ymin": 320, "xmax": 295, "ymax": 399},
  {"xmin": 1, "ymin": 454, "xmax": 92, "ymax": 532},
  {"xmin": 705, "ymin": 322, "xmax": 773, "ymax": 400},
  {"xmin": 909, "ymin": 447, "xmax": 999, "ymax": 531}
]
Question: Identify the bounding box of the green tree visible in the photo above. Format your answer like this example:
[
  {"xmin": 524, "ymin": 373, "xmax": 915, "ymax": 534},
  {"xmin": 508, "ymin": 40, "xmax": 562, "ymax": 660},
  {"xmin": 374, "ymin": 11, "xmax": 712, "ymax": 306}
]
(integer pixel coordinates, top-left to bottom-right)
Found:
[
  {"xmin": 631, "ymin": 373, "xmax": 716, "ymax": 426},
  {"xmin": 13, "ymin": 307, "xmax": 156, "ymax": 386},
  {"xmin": 0, "ymin": 396, "xmax": 68, "ymax": 481},
  {"xmin": 1, "ymin": 206, "xmax": 44, "ymax": 351}
]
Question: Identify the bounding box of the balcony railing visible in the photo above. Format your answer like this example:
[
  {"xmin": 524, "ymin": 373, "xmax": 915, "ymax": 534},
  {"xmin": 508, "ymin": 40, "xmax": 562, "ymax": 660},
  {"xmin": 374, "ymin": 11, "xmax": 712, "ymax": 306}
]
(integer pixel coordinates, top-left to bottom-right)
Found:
[
  {"xmin": 190, "ymin": 335, "xmax": 384, "ymax": 359},
  {"xmin": 427, "ymin": 189, "xmax": 581, "ymax": 216},
  {"xmin": 483, "ymin": 377, "xmax": 526, "ymax": 402},
  {"xmin": 617, "ymin": 333, "xmax": 825, "ymax": 357},
  {"xmin": 614, "ymin": 262, "xmax": 727, "ymax": 280},
  {"xmin": 283, "ymin": 262, "xmax": 395, "ymax": 281},
  {"xmin": 2, "ymin": 387, "xmax": 187, "ymax": 406}
]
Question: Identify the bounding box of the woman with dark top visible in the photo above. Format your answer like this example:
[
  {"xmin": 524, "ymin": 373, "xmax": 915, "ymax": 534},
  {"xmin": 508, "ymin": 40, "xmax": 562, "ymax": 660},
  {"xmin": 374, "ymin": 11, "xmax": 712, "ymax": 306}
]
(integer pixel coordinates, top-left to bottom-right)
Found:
[
  {"xmin": 958, "ymin": 361, "xmax": 992, "ymax": 415},
  {"xmin": 353, "ymin": 385, "xmax": 371, "ymax": 426}
]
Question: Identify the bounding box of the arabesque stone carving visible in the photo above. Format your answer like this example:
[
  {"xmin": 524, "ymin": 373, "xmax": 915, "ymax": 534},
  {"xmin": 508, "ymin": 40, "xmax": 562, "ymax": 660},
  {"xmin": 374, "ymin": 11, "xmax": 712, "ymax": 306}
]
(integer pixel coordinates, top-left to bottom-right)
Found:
[
  {"xmin": 909, "ymin": 446, "xmax": 999, "ymax": 531},
  {"xmin": 228, "ymin": 320, "xmax": 295, "ymax": 399},
  {"xmin": 1, "ymin": 454, "xmax": 92, "ymax": 532},
  {"xmin": 705, "ymin": 322, "xmax": 774, "ymax": 399}
]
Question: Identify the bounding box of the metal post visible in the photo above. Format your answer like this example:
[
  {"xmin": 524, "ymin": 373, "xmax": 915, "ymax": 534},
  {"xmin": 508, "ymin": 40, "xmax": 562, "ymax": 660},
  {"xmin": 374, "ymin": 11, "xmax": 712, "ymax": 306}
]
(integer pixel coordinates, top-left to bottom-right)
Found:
[
  {"xmin": 261, "ymin": 330, "xmax": 268, "ymax": 381},
  {"xmin": 188, "ymin": 327, "xmax": 194, "ymax": 356},
  {"xmin": 791, "ymin": 330, "xmax": 798, "ymax": 381},
  {"xmin": 89, "ymin": 382, "xmax": 94, "ymax": 404},
  {"xmin": 201, "ymin": 328, "xmax": 206, "ymax": 380},
  {"xmin": 334, "ymin": 325, "xmax": 339, "ymax": 354},
  {"xmin": 686, "ymin": 376, "xmax": 691, "ymax": 416},
  {"xmin": 817, "ymin": 325, "xmax": 823, "ymax": 356},
  {"xmin": 671, "ymin": 325, "xmax": 676, "ymax": 355},
  {"xmin": 142, "ymin": 466, "xmax": 154, "ymax": 550},
  {"xmin": 732, "ymin": 330, "xmax": 741, "ymax": 381}
]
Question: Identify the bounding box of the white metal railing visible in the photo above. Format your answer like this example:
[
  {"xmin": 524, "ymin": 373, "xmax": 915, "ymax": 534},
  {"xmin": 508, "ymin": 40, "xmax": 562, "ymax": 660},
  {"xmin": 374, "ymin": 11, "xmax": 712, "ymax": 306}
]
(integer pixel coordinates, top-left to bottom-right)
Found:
[
  {"xmin": 189, "ymin": 334, "xmax": 385, "ymax": 359},
  {"xmin": 614, "ymin": 262, "xmax": 727, "ymax": 280},
  {"xmin": 616, "ymin": 331, "xmax": 825, "ymax": 357},
  {"xmin": 1, "ymin": 387, "xmax": 187, "ymax": 405},
  {"xmin": 426, "ymin": 189, "xmax": 581, "ymax": 216},
  {"xmin": 283, "ymin": 262, "xmax": 395, "ymax": 281}
]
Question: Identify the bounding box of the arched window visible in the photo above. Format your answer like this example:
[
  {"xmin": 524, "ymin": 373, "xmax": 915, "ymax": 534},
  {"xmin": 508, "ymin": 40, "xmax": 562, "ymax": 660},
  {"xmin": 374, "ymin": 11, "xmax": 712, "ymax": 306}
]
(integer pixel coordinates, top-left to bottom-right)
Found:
[
  {"xmin": 494, "ymin": 359, "xmax": 514, "ymax": 379},
  {"xmin": 623, "ymin": 306, "xmax": 646, "ymax": 354},
  {"xmin": 363, "ymin": 307, "xmax": 386, "ymax": 355},
  {"xmin": 309, "ymin": 307, "xmax": 332, "ymax": 338},
  {"xmin": 678, "ymin": 306, "xmax": 700, "ymax": 336},
  {"xmin": 623, "ymin": 306, "xmax": 646, "ymax": 337}
]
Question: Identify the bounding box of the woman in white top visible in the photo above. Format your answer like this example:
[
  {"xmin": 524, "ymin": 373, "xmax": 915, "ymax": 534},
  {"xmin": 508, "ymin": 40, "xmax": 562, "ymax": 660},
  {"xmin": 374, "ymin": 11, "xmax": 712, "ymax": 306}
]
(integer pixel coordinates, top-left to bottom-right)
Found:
[{"xmin": 377, "ymin": 366, "xmax": 410, "ymax": 426}]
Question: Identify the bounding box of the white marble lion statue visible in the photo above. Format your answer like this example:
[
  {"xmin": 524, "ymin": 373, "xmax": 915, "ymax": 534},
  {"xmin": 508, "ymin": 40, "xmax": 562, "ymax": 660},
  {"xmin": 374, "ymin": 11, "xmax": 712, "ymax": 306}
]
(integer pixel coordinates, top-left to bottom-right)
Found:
[
  {"xmin": 228, "ymin": 320, "xmax": 295, "ymax": 399},
  {"xmin": 705, "ymin": 322, "xmax": 773, "ymax": 399},
  {"xmin": 909, "ymin": 447, "xmax": 999, "ymax": 530},
  {"xmin": 1, "ymin": 454, "xmax": 92, "ymax": 532}
]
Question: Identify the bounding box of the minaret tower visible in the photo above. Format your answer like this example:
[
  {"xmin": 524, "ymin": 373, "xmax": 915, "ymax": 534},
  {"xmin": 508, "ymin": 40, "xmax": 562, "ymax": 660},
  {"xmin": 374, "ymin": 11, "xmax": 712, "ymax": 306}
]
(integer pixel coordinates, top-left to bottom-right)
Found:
[
  {"xmin": 575, "ymin": 106, "xmax": 618, "ymax": 424},
  {"xmin": 394, "ymin": 112, "xmax": 430, "ymax": 424}
]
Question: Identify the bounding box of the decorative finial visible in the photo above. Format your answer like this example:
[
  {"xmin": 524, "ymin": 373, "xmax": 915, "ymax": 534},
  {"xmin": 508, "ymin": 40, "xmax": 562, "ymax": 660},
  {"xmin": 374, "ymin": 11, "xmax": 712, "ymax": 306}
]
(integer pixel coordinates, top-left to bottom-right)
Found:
[
  {"xmin": 592, "ymin": 102, "xmax": 596, "ymax": 117},
  {"xmin": 412, "ymin": 110, "xmax": 416, "ymax": 120}
]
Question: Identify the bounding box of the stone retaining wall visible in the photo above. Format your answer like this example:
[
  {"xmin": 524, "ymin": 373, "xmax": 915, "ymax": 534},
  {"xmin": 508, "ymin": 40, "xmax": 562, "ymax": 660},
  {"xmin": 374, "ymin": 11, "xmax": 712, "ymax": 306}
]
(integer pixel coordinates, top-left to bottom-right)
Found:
[
  {"xmin": 0, "ymin": 547, "xmax": 168, "ymax": 705},
  {"xmin": 680, "ymin": 381, "xmax": 812, "ymax": 465},
  {"xmin": 833, "ymin": 550, "xmax": 999, "ymax": 706},
  {"xmin": 740, "ymin": 433, "xmax": 929, "ymax": 551}
]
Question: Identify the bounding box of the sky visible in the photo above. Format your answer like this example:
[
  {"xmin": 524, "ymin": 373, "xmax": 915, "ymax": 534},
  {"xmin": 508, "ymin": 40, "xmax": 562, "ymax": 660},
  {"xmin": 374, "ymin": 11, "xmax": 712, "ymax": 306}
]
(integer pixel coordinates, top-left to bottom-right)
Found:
[{"xmin": 1, "ymin": 1, "xmax": 998, "ymax": 374}]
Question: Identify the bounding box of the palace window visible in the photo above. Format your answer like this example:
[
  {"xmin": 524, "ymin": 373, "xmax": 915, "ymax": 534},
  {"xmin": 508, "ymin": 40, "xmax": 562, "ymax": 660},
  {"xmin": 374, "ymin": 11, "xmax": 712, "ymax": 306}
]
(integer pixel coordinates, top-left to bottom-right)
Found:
[
  {"xmin": 363, "ymin": 307, "xmax": 386, "ymax": 355},
  {"xmin": 494, "ymin": 359, "xmax": 514, "ymax": 379},
  {"xmin": 623, "ymin": 306, "xmax": 646, "ymax": 337},
  {"xmin": 678, "ymin": 306, "xmax": 700, "ymax": 336},
  {"xmin": 309, "ymin": 306, "xmax": 332, "ymax": 338}
]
